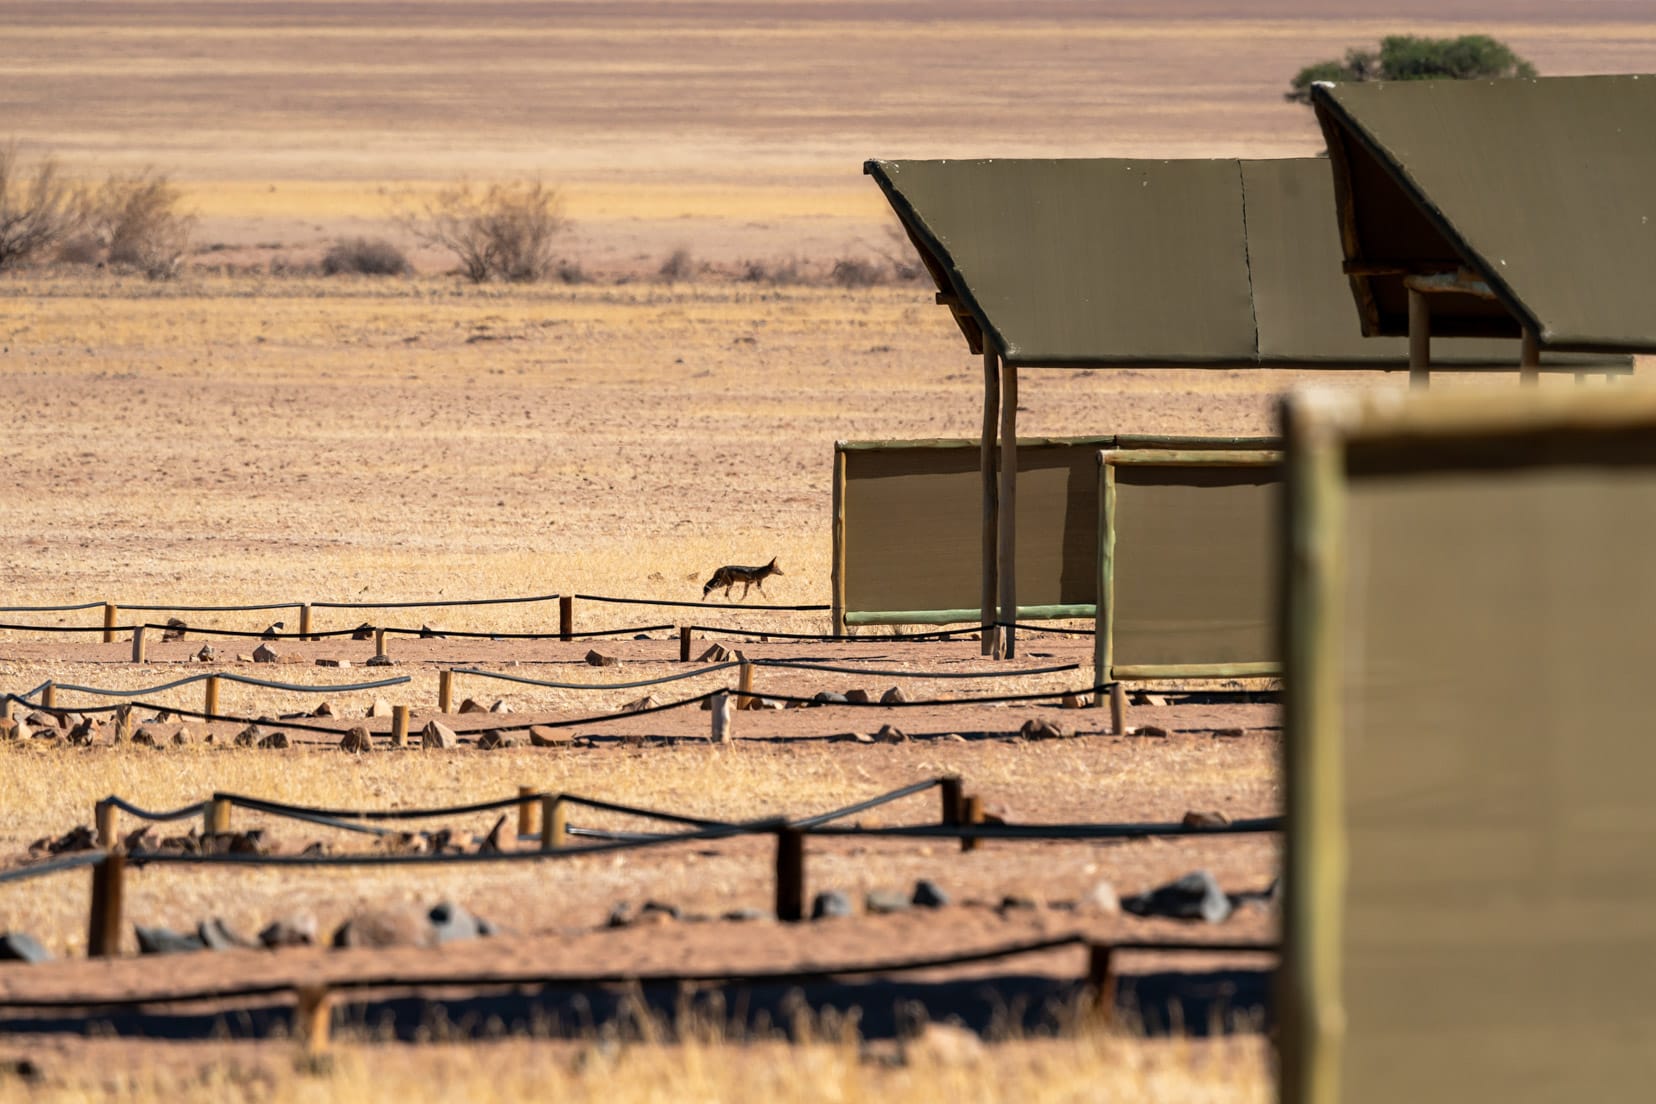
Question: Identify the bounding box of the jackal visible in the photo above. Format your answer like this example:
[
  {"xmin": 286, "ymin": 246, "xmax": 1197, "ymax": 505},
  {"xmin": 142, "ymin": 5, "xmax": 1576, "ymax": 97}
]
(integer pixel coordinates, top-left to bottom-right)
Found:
[{"xmin": 702, "ymin": 558, "xmax": 784, "ymax": 600}]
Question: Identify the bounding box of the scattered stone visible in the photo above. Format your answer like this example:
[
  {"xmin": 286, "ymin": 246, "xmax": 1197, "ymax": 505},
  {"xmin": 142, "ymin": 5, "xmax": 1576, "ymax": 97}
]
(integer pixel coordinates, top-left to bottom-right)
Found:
[
  {"xmin": 130, "ymin": 726, "xmax": 161, "ymax": 748},
  {"xmin": 421, "ymin": 721, "xmax": 458, "ymax": 749},
  {"xmin": 1182, "ymin": 810, "xmax": 1231, "ymax": 830},
  {"xmin": 1019, "ymin": 718, "xmax": 1072, "ymax": 741},
  {"xmin": 476, "ymin": 730, "xmax": 516, "ymax": 750},
  {"xmin": 812, "ymin": 691, "xmax": 848, "ymax": 706},
  {"xmin": 844, "ymin": 689, "xmax": 872, "ymax": 704},
  {"xmin": 638, "ymin": 900, "xmax": 681, "ymax": 924},
  {"xmin": 903, "ymin": 1022, "xmax": 986, "ymax": 1067},
  {"xmin": 912, "ymin": 880, "xmax": 950, "ymax": 909},
  {"xmin": 697, "ymin": 643, "xmax": 733, "ymax": 663},
  {"xmin": 722, "ymin": 907, "xmax": 769, "ymax": 922},
  {"xmin": 811, "ymin": 890, "xmax": 855, "ymax": 920},
  {"xmin": 306, "ymin": 702, "xmax": 335, "ymax": 720},
  {"xmin": 331, "ymin": 906, "xmax": 437, "ymax": 950},
  {"xmin": 942, "ymin": 732, "xmax": 967, "ymax": 743},
  {"xmin": 233, "ymin": 724, "xmax": 263, "ymax": 748},
  {"xmin": 257, "ymin": 731, "xmax": 289, "ymax": 750},
  {"xmin": 260, "ymin": 913, "xmax": 319, "ymax": 948},
  {"xmin": 880, "ymin": 686, "xmax": 910, "ymax": 705},
  {"xmin": 235, "ymin": 654, "xmax": 254, "ymax": 663},
  {"xmin": 489, "ymin": 700, "xmax": 513, "ymax": 714},
  {"xmin": 367, "ymin": 698, "xmax": 393, "ymax": 718},
  {"xmin": 875, "ymin": 723, "xmax": 907, "ymax": 744},
  {"xmin": 162, "ymin": 618, "xmax": 188, "ymax": 641},
  {"xmin": 0, "ymin": 1056, "xmax": 44, "ymax": 1084},
  {"xmin": 365, "ymin": 654, "xmax": 396, "ymax": 667},
  {"xmin": 261, "ymin": 622, "xmax": 285, "ymax": 640},
  {"xmin": 866, "ymin": 889, "xmax": 912, "ymax": 915},
  {"xmin": 197, "ymin": 918, "xmax": 255, "ymax": 951},
  {"xmin": 252, "ymin": 643, "xmax": 281, "ymax": 664},
  {"xmin": 998, "ymin": 892, "xmax": 1041, "ymax": 912},
  {"xmin": 1121, "ymin": 870, "xmax": 1232, "ymax": 924},
  {"xmin": 315, "ymin": 658, "xmax": 350, "ymax": 669},
  {"xmin": 1214, "ymin": 727, "xmax": 1246, "ymax": 739},
  {"xmin": 32, "ymin": 826, "xmax": 97, "ymax": 855},
  {"xmin": 848, "ymin": 731, "xmax": 874, "ymax": 745},
  {"xmin": 429, "ymin": 900, "xmax": 491, "ymax": 943},
  {"xmin": 352, "ymin": 623, "xmax": 375, "ymax": 641},
  {"xmin": 418, "ymin": 624, "xmax": 443, "ymax": 639},
  {"xmin": 1130, "ymin": 690, "xmax": 1168, "ymax": 707},
  {"xmin": 458, "ymin": 698, "xmax": 488, "ymax": 714},
  {"xmin": 619, "ymin": 694, "xmax": 661, "ymax": 714},
  {"xmin": 0, "ymin": 932, "xmax": 51, "ymax": 963},
  {"xmin": 25, "ymin": 711, "xmax": 58, "ymax": 730},
  {"xmin": 1082, "ymin": 880, "xmax": 1121, "ymax": 914},
  {"xmin": 1130, "ymin": 724, "xmax": 1170, "ymax": 738},
  {"xmin": 121, "ymin": 826, "xmax": 157, "ymax": 854},
  {"xmin": 135, "ymin": 925, "xmax": 207, "ymax": 955},
  {"xmin": 173, "ymin": 725, "xmax": 197, "ymax": 746},
  {"xmin": 339, "ymin": 727, "xmax": 374, "ymax": 754},
  {"xmin": 528, "ymin": 725, "xmax": 568, "ymax": 747},
  {"xmin": 585, "ymin": 649, "xmax": 618, "ymax": 667},
  {"xmin": 1059, "ymin": 691, "xmax": 1086, "ymax": 710},
  {"xmin": 195, "ymin": 644, "xmax": 217, "ymax": 662},
  {"xmin": 0, "ymin": 718, "xmax": 20, "ymax": 741},
  {"xmin": 66, "ymin": 718, "xmax": 101, "ymax": 746}
]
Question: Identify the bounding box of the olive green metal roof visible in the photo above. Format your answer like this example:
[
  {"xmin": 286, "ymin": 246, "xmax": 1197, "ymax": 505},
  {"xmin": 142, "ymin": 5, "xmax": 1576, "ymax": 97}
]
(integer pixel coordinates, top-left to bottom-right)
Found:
[
  {"xmin": 1313, "ymin": 74, "xmax": 1656, "ymax": 353},
  {"xmin": 866, "ymin": 156, "xmax": 1623, "ymax": 369}
]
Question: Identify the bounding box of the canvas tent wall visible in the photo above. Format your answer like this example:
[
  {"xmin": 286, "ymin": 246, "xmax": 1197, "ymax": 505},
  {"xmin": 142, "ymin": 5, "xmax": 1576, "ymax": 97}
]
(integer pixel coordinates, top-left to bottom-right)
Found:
[
  {"xmin": 832, "ymin": 434, "xmax": 1273, "ymax": 631},
  {"xmin": 866, "ymin": 155, "xmax": 1627, "ymax": 659},
  {"xmin": 1312, "ymin": 74, "xmax": 1656, "ymax": 378},
  {"xmin": 1279, "ymin": 387, "xmax": 1656, "ymax": 1104}
]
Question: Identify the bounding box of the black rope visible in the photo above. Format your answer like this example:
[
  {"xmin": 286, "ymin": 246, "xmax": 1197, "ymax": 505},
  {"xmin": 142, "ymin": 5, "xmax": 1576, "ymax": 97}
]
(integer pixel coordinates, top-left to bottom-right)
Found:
[
  {"xmin": 140, "ymin": 623, "xmax": 363, "ymax": 640},
  {"xmin": 996, "ymin": 621, "xmax": 1096, "ymax": 636},
  {"xmin": 0, "ymin": 601, "xmax": 106, "ymax": 612},
  {"xmin": 688, "ymin": 624, "xmax": 982, "ymax": 642},
  {"xmin": 804, "ymin": 817, "xmax": 1284, "ymax": 840},
  {"xmin": 0, "ymin": 622, "xmax": 140, "ymax": 634},
  {"xmin": 789, "ymin": 778, "xmax": 942, "ymax": 829},
  {"xmin": 576, "ymin": 593, "xmax": 830, "ymax": 612},
  {"xmin": 0, "ymin": 850, "xmax": 108, "ymax": 886},
  {"xmin": 121, "ymin": 602, "xmax": 301, "ymax": 613},
  {"xmin": 102, "ymin": 797, "xmax": 209, "ymax": 823},
  {"xmin": 752, "ymin": 659, "xmax": 1080, "ymax": 680},
  {"xmin": 451, "ymin": 663, "xmax": 741, "ymax": 692},
  {"xmin": 742, "ymin": 685, "xmax": 1097, "ymax": 709},
  {"xmin": 310, "ymin": 593, "xmax": 560, "ymax": 610}
]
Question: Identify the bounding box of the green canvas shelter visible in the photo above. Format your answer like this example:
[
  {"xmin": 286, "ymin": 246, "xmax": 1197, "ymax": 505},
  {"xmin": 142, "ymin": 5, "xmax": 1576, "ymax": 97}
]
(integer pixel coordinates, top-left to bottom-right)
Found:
[
  {"xmin": 865, "ymin": 155, "xmax": 1627, "ymax": 657},
  {"xmin": 1312, "ymin": 74, "xmax": 1656, "ymax": 365}
]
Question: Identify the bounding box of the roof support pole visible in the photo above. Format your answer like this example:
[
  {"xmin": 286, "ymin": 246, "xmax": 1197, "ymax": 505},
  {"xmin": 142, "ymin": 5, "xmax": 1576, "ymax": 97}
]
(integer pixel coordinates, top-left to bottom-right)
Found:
[
  {"xmin": 1520, "ymin": 326, "xmax": 1541, "ymax": 386},
  {"xmin": 980, "ymin": 348, "xmax": 1001, "ymax": 657},
  {"xmin": 998, "ymin": 362, "xmax": 1019, "ymax": 660},
  {"xmin": 1407, "ymin": 288, "xmax": 1430, "ymax": 390}
]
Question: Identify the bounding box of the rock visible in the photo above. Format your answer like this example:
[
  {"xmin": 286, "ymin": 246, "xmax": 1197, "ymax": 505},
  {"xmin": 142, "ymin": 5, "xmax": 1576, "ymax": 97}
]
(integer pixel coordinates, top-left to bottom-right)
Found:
[
  {"xmin": 1082, "ymin": 881, "xmax": 1121, "ymax": 914},
  {"xmin": 942, "ymin": 732, "xmax": 967, "ymax": 743},
  {"xmin": 232, "ymin": 724, "xmax": 261, "ymax": 747},
  {"xmin": 1130, "ymin": 690, "xmax": 1168, "ymax": 707},
  {"xmin": 638, "ymin": 900, "xmax": 680, "ymax": 924},
  {"xmin": 476, "ymin": 730, "xmax": 515, "ymax": 750},
  {"xmin": 0, "ymin": 718, "xmax": 20, "ymax": 741},
  {"xmin": 912, "ymin": 880, "xmax": 950, "ymax": 909},
  {"xmin": 844, "ymin": 689, "xmax": 872, "ymax": 704},
  {"xmin": 875, "ymin": 723, "xmax": 907, "ymax": 744},
  {"xmin": 1019, "ymin": 718, "xmax": 1071, "ymax": 741},
  {"xmin": 367, "ymin": 697, "xmax": 393, "ymax": 718},
  {"xmin": 66, "ymin": 719, "xmax": 102, "ymax": 746},
  {"xmin": 331, "ymin": 905, "xmax": 436, "ymax": 950},
  {"xmin": 42, "ymin": 826, "xmax": 97, "ymax": 854},
  {"xmin": 585, "ymin": 649, "xmax": 618, "ymax": 667},
  {"xmin": 880, "ymin": 686, "xmax": 910, "ymax": 705},
  {"xmin": 173, "ymin": 725, "xmax": 198, "ymax": 746},
  {"xmin": 310, "ymin": 702, "xmax": 336, "ymax": 718},
  {"xmin": 135, "ymin": 925, "xmax": 208, "ymax": 955},
  {"xmin": 903, "ymin": 1022, "xmax": 986, "ymax": 1067},
  {"xmin": 489, "ymin": 700, "xmax": 512, "ymax": 714},
  {"xmin": 812, "ymin": 691, "xmax": 848, "ymax": 706},
  {"xmin": 252, "ymin": 643, "xmax": 281, "ymax": 663},
  {"xmin": 998, "ymin": 892, "xmax": 1041, "ymax": 911},
  {"xmin": 195, "ymin": 644, "xmax": 217, "ymax": 662},
  {"xmin": 257, "ymin": 731, "xmax": 290, "ymax": 750},
  {"xmin": 418, "ymin": 624, "xmax": 442, "ymax": 639},
  {"xmin": 428, "ymin": 900, "xmax": 491, "ymax": 944},
  {"xmin": 848, "ymin": 731, "xmax": 874, "ymax": 745},
  {"xmin": 162, "ymin": 617, "xmax": 188, "ymax": 641},
  {"xmin": 1121, "ymin": 870, "xmax": 1233, "ymax": 924},
  {"xmin": 0, "ymin": 932, "xmax": 51, "ymax": 963},
  {"xmin": 619, "ymin": 694, "xmax": 661, "ymax": 714},
  {"xmin": 458, "ymin": 698, "xmax": 488, "ymax": 714},
  {"xmin": 421, "ymin": 721, "xmax": 458, "ymax": 749},
  {"xmin": 339, "ymin": 727, "xmax": 374, "ymax": 753},
  {"xmin": 1214, "ymin": 727, "xmax": 1246, "ymax": 739},
  {"xmin": 866, "ymin": 889, "xmax": 912, "ymax": 915},
  {"xmin": 25, "ymin": 711, "xmax": 58, "ymax": 730},
  {"xmin": 315, "ymin": 659, "xmax": 350, "ymax": 669},
  {"xmin": 350, "ymin": 623, "xmax": 375, "ymax": 640},
  {"xmin": 235, "ymin": 654, "xmax": 254, "ymax": 663},
  {"xmin": 1181, "ymin": 810, "xmax": 1231, "ymax": 830},
  {"xmin": 697, "ymin": 643, "xmax": 733, "ymax": 663},
  {"xmin": 366, "ymin": 654, "xmax": 396, "ymax": 667},
  {"xmin": 130, "ymin": 725, "xmax": 160, "ymax": 748},
  {"xmin": 605, "ymin": 902, "xmax": 634, "ymax": 928},
  {"xmin": 261, "ymin": 622, "xmax": 285, "ymax": 640},
  {"xmin": 1059, "ymin": 691, "xmax": 1086, "ymax": 710},
  {"xmin": 196, "ymin": 918, "xmax": 254, "ymax": 951},
  {"xmin": 722, "ymin": 907, "xmax": 769, "ymax": 922},
  {"xmin": 528, "ymin": 725, "xmax": 568, "ymax": 747},
  {"xmin": 811, "ymin": 890, "xmax": 854, "ymax": 920},
  {"xmin": 259, "ymin": 913, "xmax": 319, "ymax": 948},
  {"xmin": 1129, "ymin": 724, "xmax": 1170, "ymax": 738},
  {"xmin": 121, "ymin": 826, "xmax": 157, "ymax": 854}
]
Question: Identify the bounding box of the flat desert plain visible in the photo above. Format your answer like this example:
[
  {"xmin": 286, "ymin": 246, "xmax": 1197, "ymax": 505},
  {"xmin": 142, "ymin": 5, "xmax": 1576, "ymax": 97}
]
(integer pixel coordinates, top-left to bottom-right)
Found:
[{"xmin": 0, "ymin": 2, "xmax": 1648, "ymax": 1100}]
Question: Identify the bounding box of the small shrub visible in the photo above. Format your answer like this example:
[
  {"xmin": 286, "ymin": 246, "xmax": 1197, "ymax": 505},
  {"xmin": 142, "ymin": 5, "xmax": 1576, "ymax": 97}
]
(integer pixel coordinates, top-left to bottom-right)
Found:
[
  {"xmin": 400, "ymin": 178, "xmax": 564, "ymax": 283},
  {"xmin": 90, "ymin": 169, "xmax": 194, "ymax": 279},
  {"xmin": 657, "ymin": 247, "xmax": 696, "ymax": 283},
  {"xmin": 321, "ymin": 237, "xmax": 411, "ymax": 276},
  {"xmin": 740, "ymin": 256, "xmax": 807, "ymax": 285},
  {"xmin": 54, "ymin": 232, "xmax": 103, "ymax": 266},
  {"xmin": 0, "ymin": 144, "xmax": 85, "ymax": 271},
  {"xmin": 554, "ymin": 257, "xmax": 590, "ymax": 284},
  {"xmin": 1286, "ymin": 34, "xmax": 1537, "ymax": 104},
  {"xmin": 830, "ymin": 257, "xmax": 886, "ymax": 288}
]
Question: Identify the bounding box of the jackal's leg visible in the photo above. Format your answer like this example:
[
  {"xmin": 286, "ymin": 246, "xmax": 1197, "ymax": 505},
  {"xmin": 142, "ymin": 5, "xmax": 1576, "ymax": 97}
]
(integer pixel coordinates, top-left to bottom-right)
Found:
[{"xmin": 739, "ymin": 580, "xmax": 753, "ymax": 600}]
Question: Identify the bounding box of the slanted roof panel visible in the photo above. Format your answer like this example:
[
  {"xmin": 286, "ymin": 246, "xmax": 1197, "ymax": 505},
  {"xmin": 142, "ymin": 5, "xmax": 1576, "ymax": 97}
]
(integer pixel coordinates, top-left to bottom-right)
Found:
[
  {"xmin": 1314, "ymin": 75, "xmax": 1656, "ymax": 353},
  {"xmin": 866, "ymin": 158, "xmax": 1259, "ymax": 366}
]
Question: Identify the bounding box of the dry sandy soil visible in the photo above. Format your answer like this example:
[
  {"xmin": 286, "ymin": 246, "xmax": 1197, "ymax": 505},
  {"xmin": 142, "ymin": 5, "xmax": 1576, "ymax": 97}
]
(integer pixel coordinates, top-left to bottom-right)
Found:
[{"xmin": 1, "ymin": 1, "xmax": 1649, "ymax": 1100}]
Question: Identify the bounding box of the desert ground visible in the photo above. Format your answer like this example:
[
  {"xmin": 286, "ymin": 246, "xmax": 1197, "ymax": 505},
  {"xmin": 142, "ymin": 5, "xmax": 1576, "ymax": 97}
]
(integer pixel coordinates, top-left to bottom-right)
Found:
[{"xmin": 1, "ymin": 2, "xmax": 1650, "ymax": 1100}]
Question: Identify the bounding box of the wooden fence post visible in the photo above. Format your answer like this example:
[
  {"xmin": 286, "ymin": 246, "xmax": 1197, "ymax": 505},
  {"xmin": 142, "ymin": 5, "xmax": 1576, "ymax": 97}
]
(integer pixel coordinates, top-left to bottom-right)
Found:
[
  {"xmin": 41, "ymin": 682, "xmax": 55, "ymax": 710},
  {"xmin": 940, "ymin": 776, "xmax": 964, "ymax": 827},
  {"xmin": 295, "ymin": 984, "xmax": 334, "ymax": 1059},
  {"xmin": 546, "ymin": 798, "xmax": 567, "ymax": 849},
  {"xmin": 204, "ymin": 675, "xmax": 220, "ymax": 718},
  {"xmin": 103, "ymin": 603, "xmax": 118, "ymax": 644},
  {"xmin": 299, "ymin": 603, "xmax": 314, "ymax": 641},
  {"xmin": 87, "ymin": 852, "xmax": 125, "ymax": 957},
  {"xmin": 775, "ymin": 827, "xmax": 805, "ymax": 923},
  {"xmin": 96, "ymin": 800, "xmax": 118, "ymax": 849},
  {"xmin": 391, "ymin": 705, "xmax": 409, "ymax": 748},
  {"xmin": 1109, "ymin": 683, "xmax": 1127, "ymax": 736},
  {"xmin": 131, "ymin": 626, "xmax": 147, "ymax": 663},
  {"xmin": 710, "ymin": 692, "xmax": 733, "ymax": 743},
  {"xmin": 517, "ymin": 786, "xmax": 536, "ymax": 840},
  {"xmin": 1086, "ymin": 942, "xmax": 1117, "ymax": 1023},
  {"xmin": 737, "ymin": 661, "xmax": 755, "ymax": 710},
  {"xmin": 961, "ymin": 794, "xmax": 983, "ymax": 853},
  {"xmin": 374, "ymin": 628, "xmax": 387, "ymax": 659},
  {"xmin": 438, "ymin": 670, "xmax": 454, "ymax": 714},
  {"xmin": 205, "ymin": 796, "xmax": 231, "ymax": 838},
  {"xmin": 679, "ymin": 626, "xmax": 693, "ymax": 662},
  {"xmin": 559, "ymin": 596, "xmax": 574, "ymax": 641}
]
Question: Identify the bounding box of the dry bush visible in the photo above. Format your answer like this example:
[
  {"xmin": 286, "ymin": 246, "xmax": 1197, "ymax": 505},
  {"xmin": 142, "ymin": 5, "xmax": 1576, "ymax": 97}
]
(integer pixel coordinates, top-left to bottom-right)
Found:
[
  {"xmin": 555, "ymin": 257, "xmax": 591, "ymax": 284},
  {"xmin": 0, "ymin": 143, "xmax": 85, "ymax": 271},
  {"xmin": 657, "ymin": 247, "xmax": 697, "ymax": 283},
  {"xmin": 90, "ymin": 169, "xmax": 195, "ymax": 279},
  {"xmin": 740, "ymin": 256, "xmax": 807, "ymax": 285},
  {"xmin": 402, "ymin": 179, "xmax": 565, "ymax": 283},
  {"xmin": 322, "ymin": 236, "xmax": 412, "ymax": 276},
  {"xmin": 829, "ymin": 257, "xmax": 886, "ymax": 288}
]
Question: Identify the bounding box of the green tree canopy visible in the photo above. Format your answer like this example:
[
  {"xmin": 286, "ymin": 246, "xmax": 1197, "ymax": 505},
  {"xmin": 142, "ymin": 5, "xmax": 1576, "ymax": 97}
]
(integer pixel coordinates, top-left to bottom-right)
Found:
[{"xmin": 1286, "ymin": 34, "xmax": 1538, "ymax": 104}]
